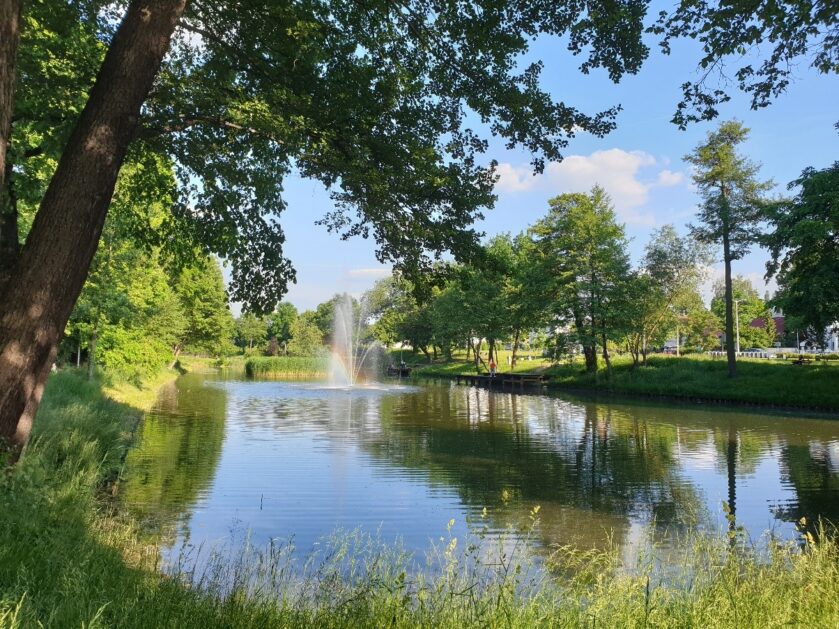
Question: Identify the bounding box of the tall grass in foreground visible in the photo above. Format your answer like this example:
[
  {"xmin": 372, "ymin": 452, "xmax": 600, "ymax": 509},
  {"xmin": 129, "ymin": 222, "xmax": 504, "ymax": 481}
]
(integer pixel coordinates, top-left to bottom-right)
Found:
[
  {"xmin": 1, "ymin": 371, "xmax": 838, "ymax": 628},
  {"xmin": 245, "ymin": 356, "xmax": 328, "ymax": 378}
]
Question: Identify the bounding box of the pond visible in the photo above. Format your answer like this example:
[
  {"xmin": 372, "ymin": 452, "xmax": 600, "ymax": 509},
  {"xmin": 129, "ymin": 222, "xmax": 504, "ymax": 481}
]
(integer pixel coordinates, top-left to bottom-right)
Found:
[{"xmin": 121, "ymin": 372, "xmax": 839, "ymax": 572}]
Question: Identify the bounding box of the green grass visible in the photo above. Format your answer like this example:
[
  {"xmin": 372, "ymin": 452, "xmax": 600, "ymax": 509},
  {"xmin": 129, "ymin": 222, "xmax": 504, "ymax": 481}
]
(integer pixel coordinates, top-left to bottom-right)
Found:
[
  {"xmin": 2, "ymin": 368, "xmax": 839, "ymax": 627},
  {"xmin": 415, "ymin": 353, "xmax": 839, "ymax": 411},
  {"xmin": 245, "ymin": 356, "xmax": 328, "ymax": 378}
]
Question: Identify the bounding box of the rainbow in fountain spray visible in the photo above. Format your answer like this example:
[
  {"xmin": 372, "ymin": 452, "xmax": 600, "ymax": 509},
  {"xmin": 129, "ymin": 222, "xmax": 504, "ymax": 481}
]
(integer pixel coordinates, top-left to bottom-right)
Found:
[{"xmin": 328, "ymin": 294, "xmax": 382, "ymax": 387}]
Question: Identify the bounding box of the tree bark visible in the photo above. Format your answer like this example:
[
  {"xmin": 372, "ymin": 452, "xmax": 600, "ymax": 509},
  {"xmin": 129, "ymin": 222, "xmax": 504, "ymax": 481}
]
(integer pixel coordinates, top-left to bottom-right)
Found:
[
  {"xmin": 511, "ymin": 328, "xmax": 520, "ymax": 368},
  {"xmin": 0, "ymin": 0, "xmax": 188, "ymax": 461},
  {"xmin": 169, "ymin": 344, "xmax": 182, "ymax": 369},
  {"xmin": 601, "ymin": 327, "xmax": 612, "ymax": 379},
  {"xmin": 0, "ymin": 0, "xmax": 22, "ymax": 294},
  {"xmin": 419, "ymin": 345, "xmax": 431, "ymax": 362},
  {"xmin": 87, "ymin": 326, "xmax": 97, "ymax": 381},
  {"xmin": 723, "ymin": 233, "xmax": 737, "ymax": 377},
  {"xmin": 0, "ymin": 162, "xmax": 19, "ymax": 284}
]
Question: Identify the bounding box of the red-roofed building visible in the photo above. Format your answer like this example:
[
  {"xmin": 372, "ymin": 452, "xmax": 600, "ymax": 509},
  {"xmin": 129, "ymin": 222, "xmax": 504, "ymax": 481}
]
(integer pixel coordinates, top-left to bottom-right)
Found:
[{"xmin": 750, "ymin": 315, "xmax": 785, "ymax": 339}]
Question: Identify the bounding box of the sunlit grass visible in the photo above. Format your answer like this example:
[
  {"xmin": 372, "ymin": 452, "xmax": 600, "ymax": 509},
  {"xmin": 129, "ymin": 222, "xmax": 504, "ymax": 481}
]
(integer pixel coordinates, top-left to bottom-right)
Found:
[
  {"xmin": 1, "ymin": 370, "xmax": 838, "ymax": 627},
  {"xmin": 414, "ymin": 352, "xmax": 839, "ymax": 411}
]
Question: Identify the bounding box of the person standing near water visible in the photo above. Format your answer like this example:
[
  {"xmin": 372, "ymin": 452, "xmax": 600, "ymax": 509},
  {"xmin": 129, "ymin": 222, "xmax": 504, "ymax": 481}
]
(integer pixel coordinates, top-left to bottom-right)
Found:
[{"xmin": 489, "ymin": 359, "xmax": 497, "ymax": 377}]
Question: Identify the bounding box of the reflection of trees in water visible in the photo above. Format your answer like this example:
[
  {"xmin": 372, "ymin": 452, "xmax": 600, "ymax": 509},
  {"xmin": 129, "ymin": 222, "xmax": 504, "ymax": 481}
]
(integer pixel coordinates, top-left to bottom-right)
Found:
[
  {"xmin": 778, "ymin": 441, "xmax": 839, "ymax": 529},
  {"xmin": 121, "ymin": 375, "xmax": 228, "ymax": 541},
  {"xmin": 571, "ymin": 399, "xmax": 839, "ymax": 538},
  {"xmin": 365, "ymin": 386, "xmax": 705, "ymax": 550},
  {"xmin": 120, "ymin": 377, "xmax": 839, "ymax": 554}
]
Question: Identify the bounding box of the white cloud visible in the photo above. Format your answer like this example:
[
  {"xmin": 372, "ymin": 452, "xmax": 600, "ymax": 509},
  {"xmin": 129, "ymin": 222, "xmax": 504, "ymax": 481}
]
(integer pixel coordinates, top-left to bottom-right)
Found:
[
  {"xmin": 655, "ymin": 169, "xmax": 685, "ymax": 187},
  {"xmin": 495, "ymin": 149, "xmax": 689, "ymax": 225},
  {"xmin": 344, "ymin": 267, "xmax": 391, "ymax": 280}
]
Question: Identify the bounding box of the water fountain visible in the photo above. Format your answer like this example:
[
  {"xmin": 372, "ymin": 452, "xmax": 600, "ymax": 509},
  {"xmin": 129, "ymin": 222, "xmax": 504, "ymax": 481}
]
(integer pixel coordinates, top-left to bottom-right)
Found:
[{"xmin": 328, "ymin": 294, "xmax": 383, "ymax": 387}]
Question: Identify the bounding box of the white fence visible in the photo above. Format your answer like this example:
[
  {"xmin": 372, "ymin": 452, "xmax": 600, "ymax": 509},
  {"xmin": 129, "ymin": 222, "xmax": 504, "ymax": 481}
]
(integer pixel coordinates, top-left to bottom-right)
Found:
[{"xmin": 709, "ymin": 350, "xmax": 773, "ymax": 359}]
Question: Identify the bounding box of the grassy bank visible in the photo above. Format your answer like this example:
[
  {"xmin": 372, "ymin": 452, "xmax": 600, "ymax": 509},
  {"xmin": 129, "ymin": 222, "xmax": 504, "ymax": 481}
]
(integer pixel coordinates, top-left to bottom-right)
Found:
[
  {"xmin": 415, "ymin": 353, "xmax": 839, "ymax": 411},
  {"xmin": 2, "ymin": 369, "xmax": 839, "ymax": 627},
  {"xmin": 245, "ymin": 355, "xmax": 327, "ymax": 378}
]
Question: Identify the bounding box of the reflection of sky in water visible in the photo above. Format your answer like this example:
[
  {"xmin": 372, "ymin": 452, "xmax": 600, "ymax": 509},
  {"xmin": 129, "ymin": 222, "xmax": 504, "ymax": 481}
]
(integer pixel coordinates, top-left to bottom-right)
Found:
[{"xmin": 121, "ymin": 374, "xmax": 839, "ymax": 573}]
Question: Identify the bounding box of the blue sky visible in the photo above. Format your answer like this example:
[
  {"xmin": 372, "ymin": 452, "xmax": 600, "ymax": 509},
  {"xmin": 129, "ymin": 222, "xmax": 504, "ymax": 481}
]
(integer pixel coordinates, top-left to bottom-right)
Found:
[{"xmin": 237, "ymin": 28, "xmax": 838, "ymax": 314}]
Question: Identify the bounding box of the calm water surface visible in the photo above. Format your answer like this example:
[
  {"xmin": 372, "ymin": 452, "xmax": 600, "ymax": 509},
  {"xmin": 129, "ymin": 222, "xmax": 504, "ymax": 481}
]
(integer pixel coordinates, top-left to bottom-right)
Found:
[{"xmin": 121, "ymin": 373, "xmax": 839, "ymax": 568}]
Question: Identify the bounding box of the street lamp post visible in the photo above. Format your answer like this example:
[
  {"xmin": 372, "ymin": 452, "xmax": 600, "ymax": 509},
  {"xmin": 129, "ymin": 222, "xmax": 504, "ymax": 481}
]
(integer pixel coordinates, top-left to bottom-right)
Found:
[{"xmin": 734, "ymin": 299, "xmax": 741, "ymax": 355}]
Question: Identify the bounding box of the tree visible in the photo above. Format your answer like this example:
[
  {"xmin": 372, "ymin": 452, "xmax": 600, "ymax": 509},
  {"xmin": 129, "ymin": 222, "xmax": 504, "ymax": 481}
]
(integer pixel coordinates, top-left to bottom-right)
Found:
[
  {"xmin": 0, "ymin": 0, "xmax": 654, "ymax": 457},
  {"xmin": 652, "ymin": 1, "xmax": 839, "ymax": 128},
  {"xmin": 457, "ymin": 237, "xmax": 515, "ymax": 368},
  {"xmin": 0, "ymin": 0, "xmax": 21, "ymax": 282},
  {"xmin": 496, "ymin": 233, "xmax": 548, "ymax": 368},
  {"xmin": 711, "ymin": 276, "xmax": 776, "ymax": 350},
  {"xmin": 173, "ymin": 257, "xmax": 235, "ymax": 358},
  {"xmin": 68, "ymin": 223, "xmax": 184, "ymax": 383},
  {"xmin": 0, "ymin": 0, "xmax": 188, "ymax": 460},
  {"xmin": 686, "ymin": 121, "xmax": 772, "ymax": 377},
  {"xmin": 287, "ymin": 312, "xmax": 325, "ymax": 357},
  {"xmin": 626, "ymin": 225, "xmax": 708, "ymax": 366},
  {"xmin": 365, "ymin": 276, "xmax": 415, "ymax": 348},
  {"xmin": 532, "ymin": 186, "xmax": 631, "ymax": 376},
  {"xmin": 236, "ymin": 313, "xmax": 267, "ymax": 352},
  {"xmin": 266, "ymin": 303, "xmax": 298, "ymax": 355},
  {"xmin": 764, "ymin": 163, "xmax": 839, "ymax": 344}
]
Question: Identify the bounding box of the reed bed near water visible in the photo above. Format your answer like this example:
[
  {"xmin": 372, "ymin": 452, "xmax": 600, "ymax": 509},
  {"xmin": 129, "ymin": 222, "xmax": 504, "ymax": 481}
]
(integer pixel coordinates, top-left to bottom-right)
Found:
[
  {"xmin": 1, "ymin": 370, "xmax": 838, "ymax": 628},
  {"xmin": 244, "ymin": 356, "xmax": 328, "ymax": 378}
]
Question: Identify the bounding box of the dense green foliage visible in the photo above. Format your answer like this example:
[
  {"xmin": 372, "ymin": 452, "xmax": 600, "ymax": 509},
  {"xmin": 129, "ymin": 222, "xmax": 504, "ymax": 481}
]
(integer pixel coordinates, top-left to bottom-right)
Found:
[
  {"xmin": 651, "ymin": 1, "xmax": 839, "ymax": 127},
  {"xmin": 3, "ymin": 0, "xmax": 662, "ymax": 314},
  {"xmin": 62, "ymin": 170, "xmax": 235, "ymax": 382},
  {"xmin": 764, "ymin": 163, "xmax": 839, "ymax": 340},
  {"xmin": 367, "ymin": 186, "xmax": 719, "ymax": 373},
  {"xmin": 2, "ymin": 370, "xmax": 839, "ymax": 627},
  {"xmin": 362, "ymin": 123, "xmax": 831, "ymax": 380},
  {"xmin": 172, "ymin": 257, "xmax": 236, "ymax": 358},
  {"xmin": 532, "ymin": 186, "xmax": 632, "ymax": 373}
]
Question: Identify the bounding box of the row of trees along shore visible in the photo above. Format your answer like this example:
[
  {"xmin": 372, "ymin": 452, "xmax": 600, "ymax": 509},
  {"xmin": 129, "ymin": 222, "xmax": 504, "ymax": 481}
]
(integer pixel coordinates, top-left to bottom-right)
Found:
[
  {"xmin": 356, "ymin": 123, "xmax": 838, "ymax": 377},
  {"xmin": 0, "ymin": 0, "xmax": 837, "ymax": 461}
]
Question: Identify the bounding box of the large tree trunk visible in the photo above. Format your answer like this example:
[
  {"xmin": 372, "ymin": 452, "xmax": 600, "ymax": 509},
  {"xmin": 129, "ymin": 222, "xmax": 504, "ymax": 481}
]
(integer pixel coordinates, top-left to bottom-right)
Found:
[
  {"xmin": 0, "ymin": 0, "xmax": 188, "ymax": 461},
  {"xmin": 723, "ymin": 234, "xmax": 737, "ymax": 378},
  {"xmin": 0, "ymin": 0, "xmax": 22, "ymax": 293}
]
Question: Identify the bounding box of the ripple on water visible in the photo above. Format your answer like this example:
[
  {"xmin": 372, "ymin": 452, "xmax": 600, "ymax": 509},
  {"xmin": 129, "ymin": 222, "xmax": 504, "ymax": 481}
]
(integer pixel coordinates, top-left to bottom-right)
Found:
[{"xmin": 120, "ymin": 374, "xmax": 839, "ymax": 574}]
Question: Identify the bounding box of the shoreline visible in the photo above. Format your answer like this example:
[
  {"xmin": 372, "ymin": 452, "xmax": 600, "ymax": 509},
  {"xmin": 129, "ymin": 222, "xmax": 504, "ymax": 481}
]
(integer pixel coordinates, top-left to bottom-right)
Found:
[
  {"xmin": 412, "ymin": 356, "xmax": 839, "ymax": 417},
  {"xmin": 3, "ymin": 364, "xmax": 839, "ymax": 626}
]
